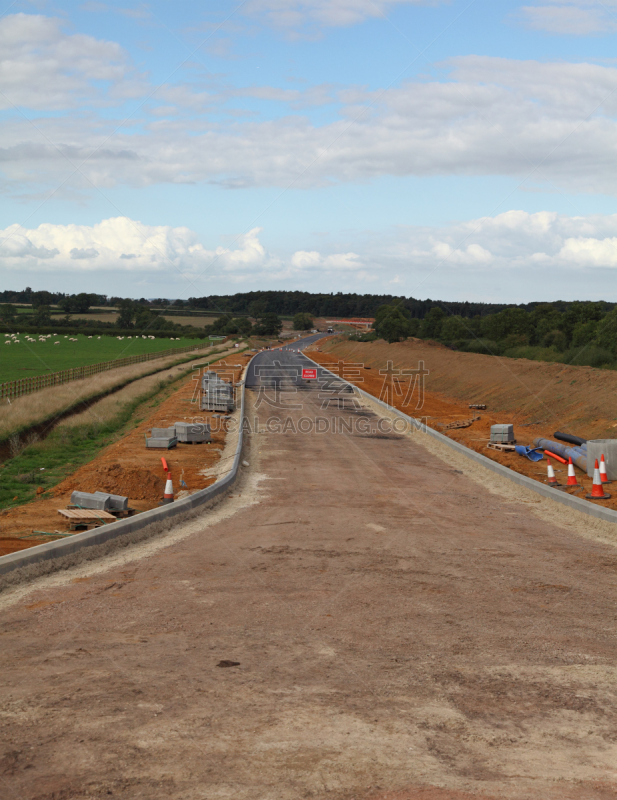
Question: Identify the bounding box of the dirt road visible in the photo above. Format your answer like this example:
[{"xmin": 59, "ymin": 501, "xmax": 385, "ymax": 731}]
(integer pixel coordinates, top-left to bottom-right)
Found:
[{"xmin": 1, "ymin": 354, "xmax": 617, "ymax": 800}]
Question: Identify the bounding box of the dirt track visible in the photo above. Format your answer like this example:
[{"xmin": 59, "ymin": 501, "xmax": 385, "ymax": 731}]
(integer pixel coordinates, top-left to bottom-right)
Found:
[{"xmin": 2, "ymin": 374, "xmax": 617, "ymax": 799}]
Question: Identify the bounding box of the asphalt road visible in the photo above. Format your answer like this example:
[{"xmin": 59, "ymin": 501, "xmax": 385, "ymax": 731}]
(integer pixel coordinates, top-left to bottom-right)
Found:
[
  {"xmin": 2, "ymin": 343, "xmax": 617, "ymax": 800},
  {"xmin": 245, "ymin": 333, "xmax": 336, "ymax": 389}
]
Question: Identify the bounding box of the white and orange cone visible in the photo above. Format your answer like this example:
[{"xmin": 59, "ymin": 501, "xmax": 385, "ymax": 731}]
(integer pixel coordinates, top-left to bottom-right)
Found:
[
  {"xmin": 586, "ymin": 459, "xmax": 610, "ymax": 500},
  {"xmin": 600, "ymin": 453, "xmax": 611, "ymax": 484},
  {"xmin": 546, "ymin": 458, "xmax": 560, "ymax": 486},
  {"xmin": 163, "ymin": 473, "xmax": 174, "ymax": 504},
  {"xmin": 566, "ymin": 457, "xmax": 580, "ymax": 487}
]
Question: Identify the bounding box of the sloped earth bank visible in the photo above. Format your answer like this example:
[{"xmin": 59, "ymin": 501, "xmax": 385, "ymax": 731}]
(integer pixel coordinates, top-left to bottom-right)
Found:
[
  {"xmin": 0, "ymin": 354, "xmax": 251, "ymax": 556},
  {"xmin": 2, "ymin": 371, "xmax": 617, "ymax": 798},
  {"xmin": 308, "ymin": 338, "xmax": 617, "ymax": 510}
]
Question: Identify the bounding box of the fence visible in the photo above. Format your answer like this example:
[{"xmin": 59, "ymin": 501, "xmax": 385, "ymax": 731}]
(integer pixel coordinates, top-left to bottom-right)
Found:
[{"xmin": 0, "ymin": 344, "xmax": 205, "ymax": 401}]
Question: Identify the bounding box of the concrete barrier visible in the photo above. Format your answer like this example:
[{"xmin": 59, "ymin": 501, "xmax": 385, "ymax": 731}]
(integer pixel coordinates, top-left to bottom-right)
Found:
[
  {"xmin": 305, "ymin": 354, "xmax": 617, "ymax": 525},
  {"xmin": 0, "ymin": 357, "xmax": 253, "ymax": 579}
]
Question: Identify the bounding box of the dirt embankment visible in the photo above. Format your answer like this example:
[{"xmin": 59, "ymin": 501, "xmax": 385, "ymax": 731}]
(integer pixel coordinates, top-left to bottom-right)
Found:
[
  {"xmin": 308, "ymin": 338, "xmax": 617, "ymax": 508},
  {"xmin": 0, "ymin": 355, "xmax": 251, "ymax": 557}
]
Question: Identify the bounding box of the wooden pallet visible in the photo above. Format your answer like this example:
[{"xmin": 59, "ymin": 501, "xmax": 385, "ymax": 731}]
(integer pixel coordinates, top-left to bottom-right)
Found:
[
  {"xmin": 67, "ymin": 505, "xmax": 136, "ymax": 519},
  {"xmin": 444, "ymin": 415, "xmax": 480, "ymax": 430},
  {"xmin": 57, "ymin": 508, "xmax": 116, "ymax": 531},
  {"xmin": 487, "ymin": 442, "xmax": 516, "ymax": 452}
]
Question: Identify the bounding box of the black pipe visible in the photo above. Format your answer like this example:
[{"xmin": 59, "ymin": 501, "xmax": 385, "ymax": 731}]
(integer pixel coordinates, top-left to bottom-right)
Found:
[{"xmin": 554, "ymin": 431, "xmax": 587, "ymax": 446}]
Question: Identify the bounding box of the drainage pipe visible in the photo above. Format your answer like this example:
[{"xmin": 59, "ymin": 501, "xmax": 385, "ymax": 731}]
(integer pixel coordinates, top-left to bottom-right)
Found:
[
  {"xmin": 554, "ymin": 431, "xmax": 587, "ymax": 447},
  {"xmin": 533, "ymin": 438, "xmax": 587, "ymax": 471}
]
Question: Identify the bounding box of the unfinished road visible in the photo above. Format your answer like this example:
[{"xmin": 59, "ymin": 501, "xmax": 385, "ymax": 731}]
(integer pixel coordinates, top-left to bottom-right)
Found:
[{"xmin": 2, "ymin": 346, "xmax": 617, "ymax": 800}]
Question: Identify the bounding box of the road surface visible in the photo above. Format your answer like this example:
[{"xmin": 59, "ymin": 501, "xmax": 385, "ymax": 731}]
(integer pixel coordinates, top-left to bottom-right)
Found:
[{"xmin": 2, "ymin": 345, "xmax": 617, "ymax": 800}]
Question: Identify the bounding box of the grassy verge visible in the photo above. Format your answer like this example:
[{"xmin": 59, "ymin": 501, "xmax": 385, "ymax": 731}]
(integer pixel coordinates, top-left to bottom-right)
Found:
[
  {"xmin": 0, "ymin": 348, "xmax": 247, "ymax": 510},
  {"xmin": 0, "ymin": 344, "xmax": 238, "ymax": 444}
]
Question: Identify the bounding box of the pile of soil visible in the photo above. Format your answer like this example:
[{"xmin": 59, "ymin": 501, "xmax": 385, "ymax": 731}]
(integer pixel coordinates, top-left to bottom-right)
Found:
[{"xmin": 55, "ymin": 462, "xmax": 162, "ymax": 501}]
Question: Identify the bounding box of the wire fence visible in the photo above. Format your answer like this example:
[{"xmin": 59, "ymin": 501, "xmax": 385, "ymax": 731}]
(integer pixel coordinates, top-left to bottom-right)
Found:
[{"xmin": 0, "ymin": 344, "xmax": 205, "ymax": 401}]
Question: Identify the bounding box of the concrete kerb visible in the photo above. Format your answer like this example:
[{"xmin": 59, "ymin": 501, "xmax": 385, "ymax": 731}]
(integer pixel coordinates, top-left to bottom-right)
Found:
[
  {"xmin": 304, "ymin": 354, "xmax": 617, "ymax": 526},
  {"xmin": 0, "ymin": 355, "xmax": 254, "ymax": 581}
]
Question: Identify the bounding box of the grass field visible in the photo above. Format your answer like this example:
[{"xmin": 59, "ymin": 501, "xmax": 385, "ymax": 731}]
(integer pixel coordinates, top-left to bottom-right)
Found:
[{"xmin": 0, "ymin": 334, "xmax": 205, "ymax": 383}]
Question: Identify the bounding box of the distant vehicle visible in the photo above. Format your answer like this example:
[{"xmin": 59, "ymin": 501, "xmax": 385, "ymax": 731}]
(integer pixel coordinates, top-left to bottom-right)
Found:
[{"xmin": 327, "ymin": 327, "xmax": 333, "ymax": 333}]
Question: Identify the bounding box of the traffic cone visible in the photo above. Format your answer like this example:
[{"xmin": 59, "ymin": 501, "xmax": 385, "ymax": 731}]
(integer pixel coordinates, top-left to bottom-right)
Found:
[
  {"xmin": 566, "ymin": 457, "xmax": 580, "ymax": 487},
  {"xmin": 546, "ymin": 458, "xmax": 560, "ymax": 486},
  {"xmin": 163, "ymin": 473, "xmax": 174, "ymax": 504},
  {"xmin": 586, "ymin": 459, "xmax": 610, "ymax": 500},
  {"xmin": 600, "ymin": 454, "xmax": 611, "ymax": 484}
]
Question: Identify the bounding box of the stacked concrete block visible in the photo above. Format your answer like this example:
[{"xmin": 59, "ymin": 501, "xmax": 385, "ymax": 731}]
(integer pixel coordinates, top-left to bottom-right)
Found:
[
  {"xmin": 146, "ymin": 427, "xmax": 178, "ymax": 449},
  {"xmin": 71, "ymin": 491, "xmax": 130, "ymax": 511},
  {"xmin": 490, "ymin": 424, "xmax": 515, "ymax": 444},
  {"xmin": 93, "ymin": 491, "xmax": 129, "ymax": 511},
  {"xmin": 174, "ymin": 422, "xmax": 211, "ymax": 443},
  {"xmin": 70, "ymin": 491, "xmax": 111, "ymax": 511},
  {"xmin": 201, "ymin": 372, "xmax": 235, "ymax": 413}
]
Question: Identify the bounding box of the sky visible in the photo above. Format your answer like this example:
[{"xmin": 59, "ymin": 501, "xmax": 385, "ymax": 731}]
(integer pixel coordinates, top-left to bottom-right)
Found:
[{"xmin": 1, "ymin": 0, "xmax": 617, "ymax": 303}]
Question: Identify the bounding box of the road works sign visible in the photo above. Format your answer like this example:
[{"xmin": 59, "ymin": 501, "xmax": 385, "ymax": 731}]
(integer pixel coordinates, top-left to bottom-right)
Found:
[{"xmin": 302, "ymin": 368, "xmax": 317, "ymax": 380}]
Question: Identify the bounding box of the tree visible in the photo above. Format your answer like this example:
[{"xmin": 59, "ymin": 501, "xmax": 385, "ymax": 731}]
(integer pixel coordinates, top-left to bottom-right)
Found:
[
  {"xmin": 293, "ymin": 312, "xmax": 313, "ymax": 331},
  {"xmin": 373, "ymin": 304, "xmax": 417, "ymax": 343},
  {"xmin": 60, "ymin": 292, "xmax": 92, "ymax": 314},
  {"xmin": 117, "ymin": 299, "xmax": 135, "ymax": 329},
  {"xmin": 441, "ymin": 315, "xmax": 470, "ymax": 341},
  {"xmin": 0, "ymin": 304, "xmax": 16, "ymax": 323},
  {"xmin": 419, "ymin": 306, "xmax": 446, "ymax": 339},
  {"xmin": 31, "ymin": 290, "xmax": 55, "ymax": 308},
  {"xmin": 34, "ymin": 305, "xmax": 51, "ymax": 326},
  {"xmin": 232, "ymin": 317, "xmax": 252, "ymax": 336},
  {"xmin": 254, "ymin": 313, "xmax": 283, "ymax": 336},
  {"xmin": 595, "ymin": 309, "xmax": 617, "ymax": 355}
]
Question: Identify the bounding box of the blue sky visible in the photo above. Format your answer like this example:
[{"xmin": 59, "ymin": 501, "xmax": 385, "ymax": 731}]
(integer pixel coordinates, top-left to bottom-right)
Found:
[{"xmin": 1, "ymin": 0, "xmax": 617, "ymax": 302}]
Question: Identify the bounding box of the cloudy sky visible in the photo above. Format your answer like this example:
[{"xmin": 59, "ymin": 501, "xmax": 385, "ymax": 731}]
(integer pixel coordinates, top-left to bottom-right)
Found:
[{"xmin": 1, "ymin": 0, "xmax": 617, "ymax": 302}]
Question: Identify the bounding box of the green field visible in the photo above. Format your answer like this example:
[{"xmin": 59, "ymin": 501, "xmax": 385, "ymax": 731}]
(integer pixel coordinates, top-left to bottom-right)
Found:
[{"xmin": 0, "ymin": 334, "xmax": 205, "ymax": 383}]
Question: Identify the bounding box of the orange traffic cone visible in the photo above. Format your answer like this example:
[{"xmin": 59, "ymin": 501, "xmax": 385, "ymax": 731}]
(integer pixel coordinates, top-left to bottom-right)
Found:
[
  {"xmin": 566, "ymin": 457, "xmax": 580, "ymax": 487},
  {"xmin": 586, "ymin": 459, "xmax": 610, "ymax": 500},
  {"xmin": 600, "ymin": 454, "xmax": 611, "ymax": 484},
  {"xmin": 546, "ymin": 458, "xmax": 560, "ymax": 486},
  {"xmin": 163, "ymin": 473, "xmax": 174, "ymax": 504}
]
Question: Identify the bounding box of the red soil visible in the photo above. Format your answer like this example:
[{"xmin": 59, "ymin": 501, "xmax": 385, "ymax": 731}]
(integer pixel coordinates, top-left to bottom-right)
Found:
[{"xmin": 0, "ymin": 355, "xmax": 250, "ymax": 556}]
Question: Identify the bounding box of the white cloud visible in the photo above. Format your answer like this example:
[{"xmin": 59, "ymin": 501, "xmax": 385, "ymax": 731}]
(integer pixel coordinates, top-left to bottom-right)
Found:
[
  {"xmin": 558, "ymin": 236, "xmax": 617, "ymax": 266},
  {"xmin": 0, "ymin": 218, "xmax": 274, "ymax": 274},
  {"xmin": 381, "ymin": 209, "xmax": 617, "ymax": 273},
  {"xmin": 244, "ymin": 0, "xmax": 441, "ymax": 29},
  {"xmin": 4, "ymin": 210, "xmax": 617, "ymax": 279},
  {"xmin": 291, "ymin": 250, "xmax": 321, "ymax": 267},
  {"xmin": 4, "ymin": 212, "xmax": 617, "ymax": 300},
  {"xmin": 4, "ymin": 46, "xmax": 617, "ymax": 196},
  {"xmin": 520, "ymin": 2, "xmax": 617, "ymax": 35},
  {"xmin": 0, "ymin": 13, "xmax": 131, "ymax": 110}
]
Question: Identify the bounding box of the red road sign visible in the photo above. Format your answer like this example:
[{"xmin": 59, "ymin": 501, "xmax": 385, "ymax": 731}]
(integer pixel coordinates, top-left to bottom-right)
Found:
[{"xmin": 302, "ymin": 368, "xmax": 317, "ymax": 380}]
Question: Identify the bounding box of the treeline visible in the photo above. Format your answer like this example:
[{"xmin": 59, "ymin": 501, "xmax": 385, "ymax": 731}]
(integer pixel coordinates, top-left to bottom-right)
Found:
[
  {"xmin": 370, "ymin": 301, "xmax": 617, "ymax": 369},
  {"xmin": 185, "ymin": 290, "xmax": 517, "ymax": 319},
  {"xmin": 3, "ymin": 286, "xmax": 615, "ymax": 322}
]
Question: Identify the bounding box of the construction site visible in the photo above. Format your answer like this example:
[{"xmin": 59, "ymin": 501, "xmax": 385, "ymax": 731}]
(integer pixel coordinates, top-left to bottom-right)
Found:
[{"xmin": 2, "ymin": 330, "xmax": 617, "ymax": 800}]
